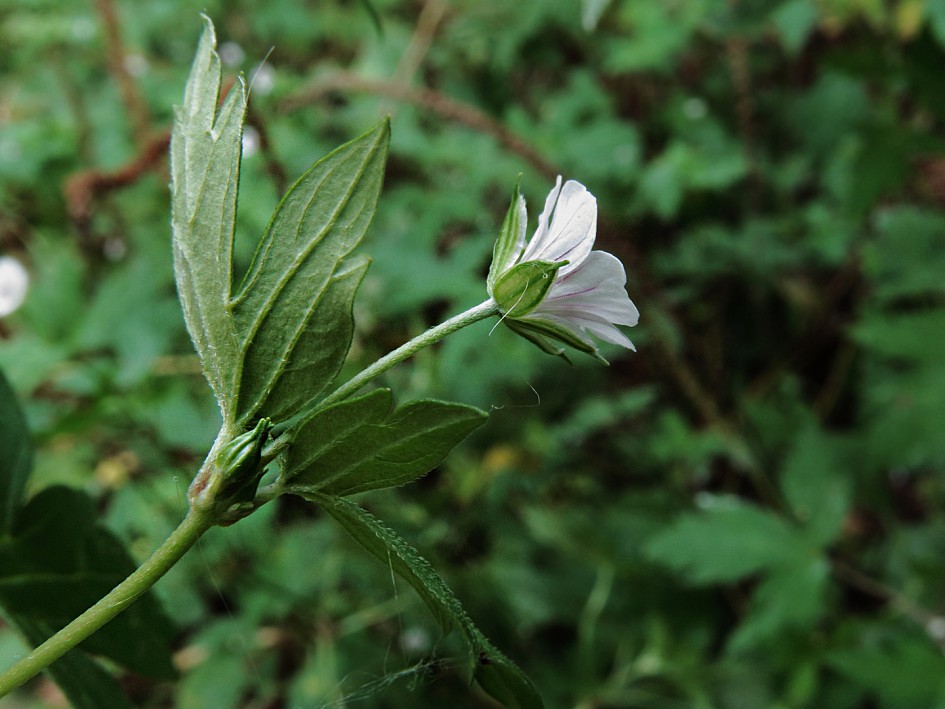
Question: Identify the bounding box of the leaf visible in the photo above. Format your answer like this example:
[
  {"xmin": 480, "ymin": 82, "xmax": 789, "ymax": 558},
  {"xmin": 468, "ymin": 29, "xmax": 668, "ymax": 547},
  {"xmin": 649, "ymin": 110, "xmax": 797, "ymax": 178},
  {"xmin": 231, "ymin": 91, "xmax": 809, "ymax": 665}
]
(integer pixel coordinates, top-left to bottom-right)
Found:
[
  {"xmin": 5, "ymin": 615, "xmax": 134, "ymax": 709},
  {"xmin": 283, "ymin": 393, "xmax": 487, "ymax": 496},
  {"xmin": 170, "ymin": 16, "xmax": 246, "ymax": 420},
  {"xmin": 727, "ymin": 557, "xmax": 830, "ymax": 653},
  {"xmin": 863, "ymin": 207, "xmax": 945, "ymax": 303},
  {"xmin": 0, "ymin": 487, "xmax": 177, "ymax": 680},
  {"xmin": 853, "ymin": 309, "xmax": 945, "ymax": 362},
  {"xmin": 232, "ymin": 120, "xmax": 389, "ymax": 424},
  {"xmin": 645, "ymin": 495, "xmax": 798, "ymax": 583},
  {"xmin": 0, "ymin": 368, "xmax": 32, "ymax": 533},
  {"xmin": 780, "ymin": 425, "xmax": 850, "ymax": 547},
  {"xmin": 253, "ymin": 256, "xmax": 370, "ymax": 425},
  {"xmin": 314, "ymin": 494, "xmax": 543, "ymax": 709},
  {"xmin": 771, "ymin": 0, "xmax": 817, "ymax": 55}
]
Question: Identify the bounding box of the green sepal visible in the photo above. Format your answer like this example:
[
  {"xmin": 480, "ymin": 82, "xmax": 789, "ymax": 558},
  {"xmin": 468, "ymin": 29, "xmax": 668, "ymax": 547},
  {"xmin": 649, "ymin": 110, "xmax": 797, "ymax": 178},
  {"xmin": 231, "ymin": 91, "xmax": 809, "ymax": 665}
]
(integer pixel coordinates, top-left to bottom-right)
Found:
[
  {"xmin": 190, "ymin": 418, "xmax": 272, "ymax": 514},
  {"xmin": 310, "ymin": 494, "xmax": 544, "ymax": 709},
  {"xmin": 218, "ymin": 418, "xmax": 272, "ymax": 487},
  {"xmin": 487, "ymin": 178, "xmax": 526, "ymax": 292},
  {"xmin": 492, "ymin": 260, "xmax": 564, "ymax": 318},
  {"xmin": 503, "ymin": 320, "xmax": 571, "ymax": 363},
  {"xmin": 505, "ymin": 316, "xmax": 609, "ymax": 364}
]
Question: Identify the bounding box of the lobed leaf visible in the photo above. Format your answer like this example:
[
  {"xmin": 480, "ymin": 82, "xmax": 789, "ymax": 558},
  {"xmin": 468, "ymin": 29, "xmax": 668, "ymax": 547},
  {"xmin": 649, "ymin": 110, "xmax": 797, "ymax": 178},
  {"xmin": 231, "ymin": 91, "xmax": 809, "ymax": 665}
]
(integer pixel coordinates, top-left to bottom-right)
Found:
[
  {"xmin": 313, "ymin": 494, "xmax": 543, "ymax": 709},
  {"xmin": 170, "ymin": 16, "xmax": 246, "ymax": 420},
  {"xmin": 283, "ymin": 392, "xmax": 487, "ymax": 496},
  {"xmin": 232, "ymin": 120, "xmax": 389, "ymax": 424},
  {"xmin": 645, "ymin": 495, "xmax": 798, "ymax": 584}
]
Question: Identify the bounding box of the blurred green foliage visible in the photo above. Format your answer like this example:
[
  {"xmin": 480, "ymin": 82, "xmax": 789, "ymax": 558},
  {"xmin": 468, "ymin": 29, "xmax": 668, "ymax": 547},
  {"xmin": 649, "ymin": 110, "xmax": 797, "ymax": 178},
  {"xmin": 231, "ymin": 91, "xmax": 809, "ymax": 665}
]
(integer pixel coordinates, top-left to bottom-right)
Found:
[{"xmin": 2, "ymin": 0, "xmax": 945, "ymax": 706}]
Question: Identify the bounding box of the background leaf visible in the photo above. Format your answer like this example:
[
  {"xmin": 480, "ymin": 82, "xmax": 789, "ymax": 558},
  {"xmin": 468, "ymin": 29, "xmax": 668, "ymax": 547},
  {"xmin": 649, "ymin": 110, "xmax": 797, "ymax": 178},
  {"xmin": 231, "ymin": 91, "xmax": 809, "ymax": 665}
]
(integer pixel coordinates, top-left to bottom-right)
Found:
[
  {"xmin": 0, "ymin": 487, "xmax": 177, "ymax": 680},
  {"xmin": 645, "ymin": 496, "xmax": 798, "ymax": 583},
  {"xmin": 0, "ymin": 369, "xmax": 32, "ymax": 533},
  {"xmin": 780, "ymin": 425, "xmax": 850, "ymax": 546}
]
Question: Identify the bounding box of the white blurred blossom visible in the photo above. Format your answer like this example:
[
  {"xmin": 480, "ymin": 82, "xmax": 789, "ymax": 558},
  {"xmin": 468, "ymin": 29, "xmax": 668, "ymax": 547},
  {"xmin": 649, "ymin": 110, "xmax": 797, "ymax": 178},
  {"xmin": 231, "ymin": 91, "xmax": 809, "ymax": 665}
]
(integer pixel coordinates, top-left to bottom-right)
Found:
[
  {"xmin": 0, "ymin": 256, "xmax": 29, "ymax": 317},
  {"xmin": 242, "ymin": 125, "xmax": 260, "ymax": 158}
]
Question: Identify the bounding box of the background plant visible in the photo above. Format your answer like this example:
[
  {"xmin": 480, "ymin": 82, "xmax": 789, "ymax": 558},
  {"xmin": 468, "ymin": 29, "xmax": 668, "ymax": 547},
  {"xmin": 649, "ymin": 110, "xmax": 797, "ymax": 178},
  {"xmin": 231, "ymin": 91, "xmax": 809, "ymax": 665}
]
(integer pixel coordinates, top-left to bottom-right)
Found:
[{"xmin": 2, "ymin": 0, "xmax": 945, "ymax": 707}]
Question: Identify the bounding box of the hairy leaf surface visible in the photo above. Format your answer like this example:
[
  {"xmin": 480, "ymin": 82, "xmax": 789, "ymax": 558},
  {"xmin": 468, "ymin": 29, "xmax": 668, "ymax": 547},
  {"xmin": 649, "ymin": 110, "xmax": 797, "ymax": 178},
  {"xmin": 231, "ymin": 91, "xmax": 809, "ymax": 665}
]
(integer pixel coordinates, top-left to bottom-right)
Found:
[
  {"xmin": 170, "ymin": 17, "xmax": 246, "ymax": 421},
  {"xmin": 233, "ymin": 121, "xmax": 389, "ymax": 423}
]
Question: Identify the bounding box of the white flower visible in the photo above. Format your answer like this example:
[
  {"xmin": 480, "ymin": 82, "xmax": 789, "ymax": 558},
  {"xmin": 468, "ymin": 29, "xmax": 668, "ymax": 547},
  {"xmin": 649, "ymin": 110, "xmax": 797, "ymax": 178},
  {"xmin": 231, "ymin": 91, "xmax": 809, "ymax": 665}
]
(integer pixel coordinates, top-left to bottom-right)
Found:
[
  {"xmin": 0, "ymin": 256, "xmax": 29, "ymax": 317},
  {"xmin": 487, "ymin": 177, "xmax": 639, "ymax": 361}
]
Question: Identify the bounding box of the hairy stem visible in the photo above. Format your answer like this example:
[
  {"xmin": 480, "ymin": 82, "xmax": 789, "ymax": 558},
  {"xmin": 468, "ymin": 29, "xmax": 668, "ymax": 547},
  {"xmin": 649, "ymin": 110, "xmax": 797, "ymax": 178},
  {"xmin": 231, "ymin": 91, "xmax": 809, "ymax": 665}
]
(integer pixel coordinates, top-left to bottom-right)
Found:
[{"xmin": 0, "ymin": 507, "xmax": 215, "ymax": 697}]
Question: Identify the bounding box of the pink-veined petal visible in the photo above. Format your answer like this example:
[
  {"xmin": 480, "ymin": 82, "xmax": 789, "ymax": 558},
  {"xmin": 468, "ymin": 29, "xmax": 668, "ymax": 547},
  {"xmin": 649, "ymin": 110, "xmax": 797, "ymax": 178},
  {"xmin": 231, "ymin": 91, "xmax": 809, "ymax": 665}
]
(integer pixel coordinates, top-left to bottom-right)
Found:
[
  {"xmin": 522, "ymin": 311, "xmax": 636, "ymax": 351},
  {"xmin": 541, "ymin": 251, "xmax": 639, "ymax": 326},
  {"xmin": 522, "ymin": 179, "xmax": 596, "ymax": 274}
]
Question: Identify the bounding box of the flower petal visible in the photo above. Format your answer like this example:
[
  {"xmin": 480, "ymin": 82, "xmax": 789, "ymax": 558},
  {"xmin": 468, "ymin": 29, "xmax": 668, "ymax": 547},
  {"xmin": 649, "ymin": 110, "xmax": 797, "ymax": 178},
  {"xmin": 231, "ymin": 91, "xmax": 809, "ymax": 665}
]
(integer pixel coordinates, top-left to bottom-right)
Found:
[
  {"xmin": 522, "ymin": 179, "xmax": 596, "ymax": 275},
  {"xmin": 541, "ymin": 251, "xmax": 639, "ymax": 326}
]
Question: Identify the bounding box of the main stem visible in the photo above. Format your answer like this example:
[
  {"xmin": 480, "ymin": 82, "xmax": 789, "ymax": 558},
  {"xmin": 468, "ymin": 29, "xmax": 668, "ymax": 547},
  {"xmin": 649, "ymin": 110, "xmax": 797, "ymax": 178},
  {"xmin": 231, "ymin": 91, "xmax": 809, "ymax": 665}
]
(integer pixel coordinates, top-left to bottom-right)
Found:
[{"xmin": 0, "ymin": 507, "xmax": 215, "ymax": 697}]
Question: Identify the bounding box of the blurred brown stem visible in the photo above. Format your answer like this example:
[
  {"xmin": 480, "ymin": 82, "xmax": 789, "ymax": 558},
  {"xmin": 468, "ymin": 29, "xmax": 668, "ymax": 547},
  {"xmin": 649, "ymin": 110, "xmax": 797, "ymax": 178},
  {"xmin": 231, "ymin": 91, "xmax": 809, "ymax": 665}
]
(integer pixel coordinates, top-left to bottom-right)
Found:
[
  {"xmin": 280, "ymin": 72, "xmax": 560, "ymax": 181},
  {"xmin": 95, "ymin": 0, "xmax": 152, "ymax": 145}
]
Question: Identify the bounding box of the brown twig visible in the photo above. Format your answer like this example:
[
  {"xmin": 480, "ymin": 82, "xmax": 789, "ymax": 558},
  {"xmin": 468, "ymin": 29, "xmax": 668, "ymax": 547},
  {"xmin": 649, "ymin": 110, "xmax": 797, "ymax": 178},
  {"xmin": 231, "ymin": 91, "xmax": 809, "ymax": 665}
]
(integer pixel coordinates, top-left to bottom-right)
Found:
[
  {"xmin": 725, "ymin": 37, "xmax": 760, "ymax": 205},
  {"xmin": 832, "ymin": 559, "xmax": 945, "ymax": 647},
  {"xmin": 279, "ymin": 72, "xmax": 560, "ymax": 181},
  {"xmin": 64, "ymin": 131, "xmax": 170, "ymax": 229},
  {"xmin": 95, "ymin": 0, "xmax": 152, "ymax": 145},
  {"xmin": 391, "ymin": 0, "xmax": 447, "ymax": 88}
]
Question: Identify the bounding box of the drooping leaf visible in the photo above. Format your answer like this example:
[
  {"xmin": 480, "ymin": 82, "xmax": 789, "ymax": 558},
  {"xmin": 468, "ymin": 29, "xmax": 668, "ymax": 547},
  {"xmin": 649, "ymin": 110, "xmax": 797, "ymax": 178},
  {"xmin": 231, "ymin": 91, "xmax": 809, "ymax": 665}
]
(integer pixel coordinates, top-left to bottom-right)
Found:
[
  {"xmin": 314, "ymin": 494, "xmax": 543, "ymax": 709},
  {"xmin": 232, "ymin": 120, "xmax": 389, "ymax": 424},
  {"xmin": 170, "ymin": 16, "xmax": 246, "ymax": 420},
  {"xmin": 0, "ymin": 487, "xmax": 177, "ymax": 680},
  {"xmin": 645, "ymin": 495, "xmax": 798, "ymax": 583},
  {"xmin": 0, "ymin": 368, "xmax": 32, "ymax": 533},
  {"xmin": 283, "ymin": 394, "xmax": 487, "ymax": 496},
  {"xmin": 5, "ymin": 615, "xmax": 134, "ymax": 709}
]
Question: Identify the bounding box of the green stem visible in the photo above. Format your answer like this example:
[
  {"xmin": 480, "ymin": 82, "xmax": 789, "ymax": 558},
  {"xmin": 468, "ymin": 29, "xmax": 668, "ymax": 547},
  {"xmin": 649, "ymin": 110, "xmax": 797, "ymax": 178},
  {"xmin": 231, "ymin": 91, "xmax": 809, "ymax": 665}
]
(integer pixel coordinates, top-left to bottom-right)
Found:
[
  {"xmin": 0, "ymin": 507, "xmax": 215, "ymax": 697},
  {"xmin": 271, "ymin": 298, "xmax": 499, "ymax": 437}
]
